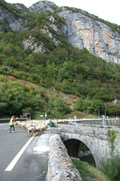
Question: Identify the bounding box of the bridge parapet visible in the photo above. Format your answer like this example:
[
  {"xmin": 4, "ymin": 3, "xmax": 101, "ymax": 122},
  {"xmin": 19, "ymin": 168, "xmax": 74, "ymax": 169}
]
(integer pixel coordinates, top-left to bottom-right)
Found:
[
  {"xmin": 47, "ymin": 134, "xmax": 82, "ymax": 181},
  {"xmin": 75, "ymin": 118, "xmax": 120, "ymax": 126},
  {"xmin": 59, "ymin": 124, "xmax": 109, "ymax": 138}
]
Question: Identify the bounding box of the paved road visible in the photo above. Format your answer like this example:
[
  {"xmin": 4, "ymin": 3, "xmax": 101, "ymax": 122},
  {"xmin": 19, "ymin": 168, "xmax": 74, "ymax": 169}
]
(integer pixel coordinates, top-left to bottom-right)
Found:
[{"xmin": 0, "ymin": 123, "xmax": 48, "ymax": 181}]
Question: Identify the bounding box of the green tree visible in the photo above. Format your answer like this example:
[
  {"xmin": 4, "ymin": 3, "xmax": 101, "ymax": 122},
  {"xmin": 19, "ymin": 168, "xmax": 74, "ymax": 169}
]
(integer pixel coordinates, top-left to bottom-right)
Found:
[{"xmin": 102, "ymin": 155, "xmax": 120, "ymax": 181}]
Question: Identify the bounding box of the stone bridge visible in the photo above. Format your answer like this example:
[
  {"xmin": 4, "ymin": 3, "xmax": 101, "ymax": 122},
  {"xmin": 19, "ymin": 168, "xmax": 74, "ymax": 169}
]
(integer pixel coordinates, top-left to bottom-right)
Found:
[
  {"xmin": 47, "ymin": 123, "xmax": 120, "ymax": 168},
  {"xmin": 33, "ymin": 119, "xmax": 120, "ymax": 180}
]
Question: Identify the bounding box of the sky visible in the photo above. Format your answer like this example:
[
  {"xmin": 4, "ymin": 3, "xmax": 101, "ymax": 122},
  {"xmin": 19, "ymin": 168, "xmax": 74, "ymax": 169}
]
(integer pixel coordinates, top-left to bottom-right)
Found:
[{"xmin": 5, "ymin": 0, "xmax": 120, "ymax": 25}]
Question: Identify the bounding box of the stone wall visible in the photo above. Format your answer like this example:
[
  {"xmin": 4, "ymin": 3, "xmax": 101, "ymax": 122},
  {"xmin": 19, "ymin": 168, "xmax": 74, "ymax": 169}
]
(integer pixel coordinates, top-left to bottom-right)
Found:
[{"xmin": 46, "ymin": 134, "xmax": 82, "ymax": 181}]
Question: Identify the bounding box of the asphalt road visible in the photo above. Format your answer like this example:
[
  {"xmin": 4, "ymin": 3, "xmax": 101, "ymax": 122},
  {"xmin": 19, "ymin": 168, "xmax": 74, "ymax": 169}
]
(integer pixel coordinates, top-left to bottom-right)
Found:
[{"xmin": 0, "ymin": 123, "xmax": 48, "ymax": 181}]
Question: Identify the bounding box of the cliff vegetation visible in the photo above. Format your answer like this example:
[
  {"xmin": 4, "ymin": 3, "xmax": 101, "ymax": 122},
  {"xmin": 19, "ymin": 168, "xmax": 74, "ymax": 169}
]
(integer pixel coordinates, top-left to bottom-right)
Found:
[{"xmin": 0, "ymin": 0, "xmax": 120, "ymax": 118}]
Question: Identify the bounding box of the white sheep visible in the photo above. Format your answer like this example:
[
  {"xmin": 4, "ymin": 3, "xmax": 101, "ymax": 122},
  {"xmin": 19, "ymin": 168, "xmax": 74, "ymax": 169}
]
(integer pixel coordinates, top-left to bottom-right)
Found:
[{"xmin": 16, "ymin": 120, "xmax": 49, "ymax": 136}]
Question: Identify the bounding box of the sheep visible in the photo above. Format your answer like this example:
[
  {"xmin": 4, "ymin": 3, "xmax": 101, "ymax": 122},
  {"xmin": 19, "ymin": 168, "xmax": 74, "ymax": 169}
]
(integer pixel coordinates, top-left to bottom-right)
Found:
[
  {"xmin": 16, "ymin": 120, "xmax": 49, "ymax": 136},
  {"xmin": 27, "ymin": 125, "xmax": 36, "ymax": 136}
]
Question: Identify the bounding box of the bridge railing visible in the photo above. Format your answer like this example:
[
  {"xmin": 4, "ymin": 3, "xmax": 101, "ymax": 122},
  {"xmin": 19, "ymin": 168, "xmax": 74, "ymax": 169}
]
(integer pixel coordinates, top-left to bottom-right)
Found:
[{"xmin": 75, "ymin": 118, "xmax": 120, "ymax": 126}]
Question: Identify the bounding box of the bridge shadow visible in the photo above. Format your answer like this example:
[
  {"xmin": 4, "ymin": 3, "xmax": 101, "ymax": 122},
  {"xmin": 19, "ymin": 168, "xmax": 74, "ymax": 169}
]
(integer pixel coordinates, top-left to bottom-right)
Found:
[{"xmin": 64, "ymin": 139, "xmax": 96, "ymax": 167}]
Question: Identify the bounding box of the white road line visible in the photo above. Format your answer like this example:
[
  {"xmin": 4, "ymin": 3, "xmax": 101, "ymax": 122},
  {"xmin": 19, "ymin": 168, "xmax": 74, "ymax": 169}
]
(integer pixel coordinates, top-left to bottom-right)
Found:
[{"xmin": 5, "ymin": 134, "xmax": 36, "ymax": 172}]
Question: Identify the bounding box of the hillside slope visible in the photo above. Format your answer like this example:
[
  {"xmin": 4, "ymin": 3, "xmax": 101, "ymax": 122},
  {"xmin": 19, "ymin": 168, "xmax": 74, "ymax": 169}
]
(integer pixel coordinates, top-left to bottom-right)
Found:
[
  {"xmin": 0, "ymin": 0, "xmax": 120, "ymax": 118},
  {"xmin": 1, "ymin": 0, "xmax": 120, "ymax": 63}
]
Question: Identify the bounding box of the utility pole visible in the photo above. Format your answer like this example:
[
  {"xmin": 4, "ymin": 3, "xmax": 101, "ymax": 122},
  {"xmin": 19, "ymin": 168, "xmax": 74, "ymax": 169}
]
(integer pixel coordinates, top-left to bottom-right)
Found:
[
  {"xmin": 98, "ymin": 109, "xmax": 100, "ymax": 117},
  {"xmin": 105, "ymin": 110, "xmax": 106, "ymax": 117}
]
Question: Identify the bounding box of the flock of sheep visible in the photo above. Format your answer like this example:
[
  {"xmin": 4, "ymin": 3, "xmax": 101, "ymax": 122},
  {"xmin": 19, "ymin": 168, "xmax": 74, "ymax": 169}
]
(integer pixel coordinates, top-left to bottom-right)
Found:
[
  {"xmin": 15, "ymin": 119, "xmax": 74, "ymax": 136},
  {"xmin": 15, "ymin": 120, "xmax": 50, "ymax": 136}
]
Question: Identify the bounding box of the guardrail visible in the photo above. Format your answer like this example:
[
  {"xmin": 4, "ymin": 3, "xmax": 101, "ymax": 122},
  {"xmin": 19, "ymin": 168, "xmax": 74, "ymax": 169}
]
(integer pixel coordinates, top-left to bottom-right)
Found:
[
  {"xmin": 76, "ymin": 118, "xmax": 120, "ymax": 126},
  {"xmin": 0, "ymin": 118, "xmax": 28, "ymax": 123}
]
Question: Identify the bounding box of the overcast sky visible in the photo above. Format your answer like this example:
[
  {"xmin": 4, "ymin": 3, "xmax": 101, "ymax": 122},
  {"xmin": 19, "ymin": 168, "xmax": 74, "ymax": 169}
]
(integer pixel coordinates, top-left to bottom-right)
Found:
[{"xmin": 5, "ymin": 0, "xmax": 120, "ymax": 25}]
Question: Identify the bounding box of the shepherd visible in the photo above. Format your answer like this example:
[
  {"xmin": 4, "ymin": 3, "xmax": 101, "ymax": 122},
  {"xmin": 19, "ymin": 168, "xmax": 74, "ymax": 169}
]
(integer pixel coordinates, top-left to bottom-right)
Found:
[{"xmin": 9, "ymin": 116, "xmax": 15, "ymax": 133}]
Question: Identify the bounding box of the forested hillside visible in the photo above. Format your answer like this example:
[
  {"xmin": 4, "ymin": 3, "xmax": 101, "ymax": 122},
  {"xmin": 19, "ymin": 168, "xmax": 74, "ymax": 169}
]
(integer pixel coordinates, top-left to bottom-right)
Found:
[{"xmin": 0, "ymin": 0, "xmax": 120, "ymax": 118}]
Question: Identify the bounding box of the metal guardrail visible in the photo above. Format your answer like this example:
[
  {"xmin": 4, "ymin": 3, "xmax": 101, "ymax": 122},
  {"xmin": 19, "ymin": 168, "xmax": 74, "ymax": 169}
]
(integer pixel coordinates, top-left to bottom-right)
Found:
[{"xmin": 0, "ymin": 118, "xmax": 28, "ymax": 123}]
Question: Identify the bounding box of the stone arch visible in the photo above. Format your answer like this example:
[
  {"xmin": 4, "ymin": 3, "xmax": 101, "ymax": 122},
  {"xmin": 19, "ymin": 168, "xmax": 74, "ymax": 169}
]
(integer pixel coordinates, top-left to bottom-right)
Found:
[
  {"xmin": 64, "ymin": 138, "xmax": 80, "ymax": 157},
  {"xmin": 61, "ymin": 133, "xmax": 97, "ymax": 167},
  {"xmin": 64, "ymin": 138, "xmax": 96, "ymax": 166}
]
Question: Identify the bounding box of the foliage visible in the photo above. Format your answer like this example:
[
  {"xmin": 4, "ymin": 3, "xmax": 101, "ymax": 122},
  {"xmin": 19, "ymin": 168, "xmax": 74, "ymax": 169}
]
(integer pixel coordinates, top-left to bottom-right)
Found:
[
  {"xmin": 106, "ymin": 105, "xmax": 120, "ymax": 116},
  {"xmin": 30, "ymin": 13, "xmax": 49, "ymax": 29},
  {"xmin": 72, "ymin": 158, "xmax": 110, "ymax": 181},
  {"xmin": 0, "ymin": 79, "xmax": 45, "ymax": 117},
  {"xmin": 0, "ymin": 1, "xmax": 120, "ymax": 117},
  {"xmin": 46, "ymin": 97, "xmax": 71, "ymax": 119},
  {"xmin": 74, "ymin": 98, "xmax": 105, "ymax": 114},
  {"xmin": 108, "ymin": 130, "xmax": 117, "ymax": 144},
  {"xmin": 0, "ymin": 76, "xmax": 71, "ymax": 118},
  {"xmin": 0, "ymin": 28, "xmax": 120, "ymax": 117},
  {"xmin": 107, "ymin": 130, "xmax": 117, "ymax": 152},
  {"xmin": 0, "ymin": 0, "xmax": 31, "ymax": 19},
  {"xmin": 101, "ymin": 154, "xmax": 120, "ymax": 181},
  {"xmin": 53, "ymin": 97, "xmax": 71, "ymax": 116}
]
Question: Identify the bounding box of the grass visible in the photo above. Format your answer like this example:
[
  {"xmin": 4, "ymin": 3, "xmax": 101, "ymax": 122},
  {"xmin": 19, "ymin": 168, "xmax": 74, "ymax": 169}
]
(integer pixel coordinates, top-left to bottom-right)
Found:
[{"xmin": 72, "ymin": 158, "xmax": 111, "ymax": 181}]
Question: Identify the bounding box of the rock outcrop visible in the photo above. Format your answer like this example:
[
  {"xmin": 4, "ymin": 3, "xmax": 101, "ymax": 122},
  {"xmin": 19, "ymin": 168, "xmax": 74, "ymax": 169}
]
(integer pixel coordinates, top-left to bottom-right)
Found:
[
  {"xmin": 23, "ymin": 35, "xmax": 46, "ymax": 53},
  {"xmin": 1, "ymin": 0, "xmax": 120, "ymax": 64},
  {"xmin": 58, "ymin": 8, "xmax": 120, "ymax": 64},
  {"xmin": 29, "ymin": 2, "xmax": 120, "ymax": 64},
  {"xmin": 29, "ymin": 1, "xmax": 57, "ymax": 13},
  {"xmin": 0, "ymin": 3, "xmax": 27, "ymax": 32}
]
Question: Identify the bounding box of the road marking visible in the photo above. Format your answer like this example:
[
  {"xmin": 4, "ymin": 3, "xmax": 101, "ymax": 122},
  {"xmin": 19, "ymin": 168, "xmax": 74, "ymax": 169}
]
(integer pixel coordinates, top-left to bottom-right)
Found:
[{"xmin": 5, "ymin": 134, "xmax": 36, "ymax": 172}]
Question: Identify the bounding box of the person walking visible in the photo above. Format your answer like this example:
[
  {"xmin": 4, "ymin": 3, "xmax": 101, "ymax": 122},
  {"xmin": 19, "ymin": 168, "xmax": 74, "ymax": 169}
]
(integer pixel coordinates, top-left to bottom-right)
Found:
[
  {"xmin": 9, "ymin": 116, "xmax": 15, "ymax": 133},
  {"xmin": 45, "ymin": 113, "xmax": 48, "ymax": 120},
  {"xmin": 102, "ymin": 114, "xmax": 106, "ymax": 128}
]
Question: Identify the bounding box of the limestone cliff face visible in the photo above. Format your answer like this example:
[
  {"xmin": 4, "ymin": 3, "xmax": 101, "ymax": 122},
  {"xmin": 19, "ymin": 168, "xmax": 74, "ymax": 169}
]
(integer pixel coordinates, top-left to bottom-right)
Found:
[
  {"xmin": 1, "ymin": 1, "xmax": 120, "ymax": 64},
  {"xmin": 0, "ymin": 3, "xmax": 27, "ymax": 32},
  {"xmin": 29, "ymin": 1, "xmax": 57, "ymax": 13},
  {"xmin": 29, "ymin": 1, "xmax": 120, "ymax": 64},
  {"xmin": 58, "ymin": 8, "xmax": 120, "ymax": 64}
]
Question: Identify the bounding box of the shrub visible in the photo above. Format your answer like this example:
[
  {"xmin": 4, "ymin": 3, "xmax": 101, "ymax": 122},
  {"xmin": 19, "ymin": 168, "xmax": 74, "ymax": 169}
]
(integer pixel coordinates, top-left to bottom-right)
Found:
[
  {"xmin": 74, "ymin": 98, "xmax": 105, "ymax": 115},
  {"xmin": 102, "ymin": 155, "xmax": 120, "ymax": 181}
]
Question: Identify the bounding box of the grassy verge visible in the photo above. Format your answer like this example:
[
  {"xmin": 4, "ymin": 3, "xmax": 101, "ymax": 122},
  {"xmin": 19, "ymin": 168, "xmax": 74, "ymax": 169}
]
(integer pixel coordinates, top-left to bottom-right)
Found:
[{"xmin": 72, "ymin": 158, "xmax": 111, "ymax": 181}]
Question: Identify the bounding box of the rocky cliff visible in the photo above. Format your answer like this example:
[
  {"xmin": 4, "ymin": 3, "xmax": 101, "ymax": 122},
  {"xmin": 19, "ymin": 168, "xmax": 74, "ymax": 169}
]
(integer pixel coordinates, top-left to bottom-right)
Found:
[
  {"xmin": 29, "ymin": 1, "xmax": 120, "ymax": 64},
  {"xmin": 29, "ymin": 1, "xmax": 57, "ymax": 13},
  {"xmin": 0, "ymin": 1, "xmax": 28, "ymax": 32},
  {"xmin": 1, "ymin": 0, "xmax": 120, "ymax": 64},
  {"xmin": 58, "ymin": 8, "xmax": 120, "ymax": 64}
]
